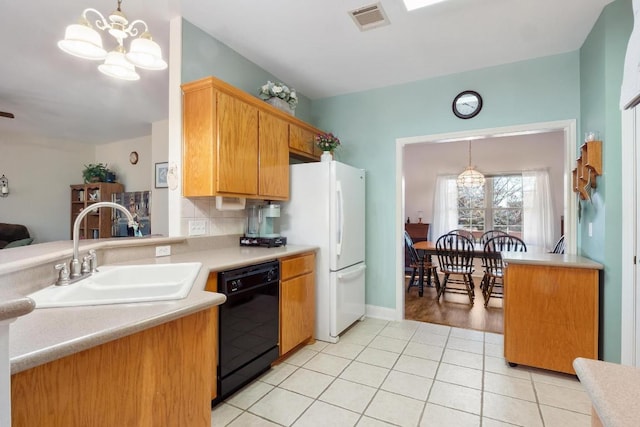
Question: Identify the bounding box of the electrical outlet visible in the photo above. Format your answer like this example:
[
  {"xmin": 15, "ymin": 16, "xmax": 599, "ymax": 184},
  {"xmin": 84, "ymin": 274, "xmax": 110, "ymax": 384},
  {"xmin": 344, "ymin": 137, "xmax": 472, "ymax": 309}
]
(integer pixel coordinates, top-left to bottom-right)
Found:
[
  {"xmin": 588, "ymin": 222, "xmax": 593, "ymax": 237},
  {"xmin": 155, "ymin": 245, "xmax": 171, "ymax": 257},
  {"xmin": 188, "ymin": 220, "xmax": 207, "ymax": 236}
]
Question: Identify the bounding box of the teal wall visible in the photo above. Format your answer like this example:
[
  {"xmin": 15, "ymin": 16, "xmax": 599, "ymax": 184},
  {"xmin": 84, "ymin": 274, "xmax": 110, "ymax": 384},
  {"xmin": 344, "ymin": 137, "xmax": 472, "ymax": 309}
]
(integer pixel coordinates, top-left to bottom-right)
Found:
[
  {"xmin": 579, "ymin": 0, "xmax": 632, "ymax": 362},
  {"xmin": 181, "ymin": 19, "xmax": 312, "ymax": 122},
  {"xmin": 311, "ymin": 53, "xmax": 581, "ymax": 310},
  {"xmin": 180, "ymin": 1, "xmax": 633, "ymax": 361}
]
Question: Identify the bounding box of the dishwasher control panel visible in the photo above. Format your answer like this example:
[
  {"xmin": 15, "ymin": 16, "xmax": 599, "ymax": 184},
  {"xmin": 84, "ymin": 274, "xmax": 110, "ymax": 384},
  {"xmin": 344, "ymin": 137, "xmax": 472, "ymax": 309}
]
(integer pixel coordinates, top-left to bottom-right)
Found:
[{"xmin": 218, "ymin": 260, "xmax": 280, "ymax": 295}]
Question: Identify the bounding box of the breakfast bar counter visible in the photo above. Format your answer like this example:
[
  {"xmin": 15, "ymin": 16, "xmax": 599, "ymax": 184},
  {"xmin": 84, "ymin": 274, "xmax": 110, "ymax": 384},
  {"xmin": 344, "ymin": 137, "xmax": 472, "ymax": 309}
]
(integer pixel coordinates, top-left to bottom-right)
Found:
[
  {"xmin": 1, "ymin": 236, "xmax": 317, "ymax": 373},
  {"xmin": 574, "ymin": 357, "xmax": 640, "ymax": 427},
  {"xmin": 3, "ymin": 236, "xmax": 318, "ymax": 427}
]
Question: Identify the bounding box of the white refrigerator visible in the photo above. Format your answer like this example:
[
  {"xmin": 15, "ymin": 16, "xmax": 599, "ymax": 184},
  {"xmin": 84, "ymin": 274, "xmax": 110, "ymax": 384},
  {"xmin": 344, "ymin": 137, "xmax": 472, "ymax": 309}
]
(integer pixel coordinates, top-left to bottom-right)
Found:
[{"xmin": 281, "ymin": 160, "xmax": 366, "ymax": 343}]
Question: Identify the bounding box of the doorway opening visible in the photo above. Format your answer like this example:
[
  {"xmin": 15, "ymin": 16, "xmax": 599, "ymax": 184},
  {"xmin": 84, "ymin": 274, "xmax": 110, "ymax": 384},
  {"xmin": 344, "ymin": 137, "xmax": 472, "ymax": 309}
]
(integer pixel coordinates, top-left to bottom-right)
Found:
[{"xmin": 395, "ymin": 120, "xmax": 577, "ymax": 331}]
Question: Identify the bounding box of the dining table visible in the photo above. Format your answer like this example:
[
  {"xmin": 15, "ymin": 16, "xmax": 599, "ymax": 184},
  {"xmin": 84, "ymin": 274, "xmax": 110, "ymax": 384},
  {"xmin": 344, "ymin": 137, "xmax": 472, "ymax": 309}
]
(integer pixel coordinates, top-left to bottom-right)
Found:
[{"xmin": 412, "ymin": 240, "xmax": 499, "ymax": 297}]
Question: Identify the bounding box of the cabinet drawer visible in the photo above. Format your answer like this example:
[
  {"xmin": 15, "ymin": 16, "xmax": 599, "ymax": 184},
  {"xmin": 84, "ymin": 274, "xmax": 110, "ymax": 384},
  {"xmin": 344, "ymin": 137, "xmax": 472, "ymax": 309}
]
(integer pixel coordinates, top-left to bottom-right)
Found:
[
  {"xmin": 281, "ymin": 252, "xmax": 315, "ymax": 280},
  {"xmin": 289, "ymin": 125, "xmax": 315, "ymax": 155}
]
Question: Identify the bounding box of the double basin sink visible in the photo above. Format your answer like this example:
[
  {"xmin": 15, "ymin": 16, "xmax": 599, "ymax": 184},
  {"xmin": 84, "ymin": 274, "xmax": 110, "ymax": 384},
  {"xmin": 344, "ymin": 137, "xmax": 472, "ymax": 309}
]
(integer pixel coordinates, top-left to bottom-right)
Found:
[{"xmin": 28, "ymin": 262, "xmax": 203, "ymax": 308}]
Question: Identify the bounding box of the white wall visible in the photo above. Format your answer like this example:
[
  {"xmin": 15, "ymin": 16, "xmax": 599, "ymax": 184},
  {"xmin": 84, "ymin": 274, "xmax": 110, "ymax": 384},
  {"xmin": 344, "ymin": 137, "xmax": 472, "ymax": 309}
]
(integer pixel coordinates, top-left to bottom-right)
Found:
[
  {"xmin": 0, "ymin": 132, "xmax": 93, "ymax": 242},
  {"xmin": 151, "ymin": 120, "xmax": 169, "ymax": 236},
  {"xmin": 403, "ymin": 131, "xmax": 565, "ymax": 238},
  {"xmin": 95, "ymin": 135, "xmax": 152, "ymax": 192}
]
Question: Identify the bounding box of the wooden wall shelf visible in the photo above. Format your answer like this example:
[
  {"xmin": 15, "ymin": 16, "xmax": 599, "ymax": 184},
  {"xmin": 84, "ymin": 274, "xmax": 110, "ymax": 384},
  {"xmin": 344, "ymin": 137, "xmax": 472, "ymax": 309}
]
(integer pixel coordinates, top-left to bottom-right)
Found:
[{"xmin": 572, "ymin": 140, "xmax": 602, "ymax": 200}]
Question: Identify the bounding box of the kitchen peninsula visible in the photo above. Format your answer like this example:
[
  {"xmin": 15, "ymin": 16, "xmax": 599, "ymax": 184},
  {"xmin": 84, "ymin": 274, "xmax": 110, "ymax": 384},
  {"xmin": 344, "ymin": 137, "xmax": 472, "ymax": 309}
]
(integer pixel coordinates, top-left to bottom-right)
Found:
[
  {"xmin": 1, "ymin": 236, "xmax": 317, "ymax": 427},
  {"xmin": 502, "ymin": 251, "xmax": 603, "ymax": 375}
]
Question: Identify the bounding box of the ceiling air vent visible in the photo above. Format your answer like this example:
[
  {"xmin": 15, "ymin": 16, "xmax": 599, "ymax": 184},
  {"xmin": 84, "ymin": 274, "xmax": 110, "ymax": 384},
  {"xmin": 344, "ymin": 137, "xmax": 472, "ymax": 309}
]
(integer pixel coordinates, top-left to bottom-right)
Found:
[{"xmin": 349, "ymin": 2, "xmax": 390, "ymax": 31}]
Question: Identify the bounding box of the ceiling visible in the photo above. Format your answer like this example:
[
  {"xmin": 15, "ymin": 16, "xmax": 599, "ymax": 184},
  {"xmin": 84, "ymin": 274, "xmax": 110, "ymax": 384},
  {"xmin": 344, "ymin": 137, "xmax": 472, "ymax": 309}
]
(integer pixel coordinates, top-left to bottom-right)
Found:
[{"xmin": 0, "ymin": 0, "xmax": 615, "ymax": 145}]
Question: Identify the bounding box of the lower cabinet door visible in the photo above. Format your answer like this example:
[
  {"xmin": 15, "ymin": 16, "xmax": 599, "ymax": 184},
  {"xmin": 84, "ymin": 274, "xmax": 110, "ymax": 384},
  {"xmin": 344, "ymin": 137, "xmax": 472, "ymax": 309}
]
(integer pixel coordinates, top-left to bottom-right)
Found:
[{"xmin": 280, "ymin": 272, "xmax": 315, "ymax": 355}]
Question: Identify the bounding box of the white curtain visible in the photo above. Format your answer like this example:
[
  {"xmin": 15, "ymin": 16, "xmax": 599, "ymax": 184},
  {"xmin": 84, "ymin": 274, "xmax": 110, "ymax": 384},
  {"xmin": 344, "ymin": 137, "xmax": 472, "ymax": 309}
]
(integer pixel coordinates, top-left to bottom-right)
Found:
[
  {"xmin": 522, "ymin": 169, "xmax": 556, "ymax": 250},
  {"xmin": 432, "ymin": 175, "xmax": 459, "ymax": 240}
]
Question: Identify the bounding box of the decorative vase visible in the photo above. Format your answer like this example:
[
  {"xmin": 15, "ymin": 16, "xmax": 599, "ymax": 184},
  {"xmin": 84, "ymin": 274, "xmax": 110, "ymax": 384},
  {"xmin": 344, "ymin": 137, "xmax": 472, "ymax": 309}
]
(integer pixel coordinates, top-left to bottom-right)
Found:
[
  {"xmin": 321, "ymin": 151, "xmax": 333, "ymax": 162},
  {"xmin": 265, "ymin": 97, "xmax": 295, "ymax": 116}
]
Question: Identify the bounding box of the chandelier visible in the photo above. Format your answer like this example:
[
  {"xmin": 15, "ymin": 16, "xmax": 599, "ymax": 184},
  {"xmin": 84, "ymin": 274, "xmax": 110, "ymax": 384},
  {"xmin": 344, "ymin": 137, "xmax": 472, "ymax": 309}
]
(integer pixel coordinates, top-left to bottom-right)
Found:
[
  {"xmin": 457, "ymin": 141, "xmax": 485, "ymax": 188},
  {"xmin": 58, "ymin": 0, "xmax": 167, "ymax": 81}
]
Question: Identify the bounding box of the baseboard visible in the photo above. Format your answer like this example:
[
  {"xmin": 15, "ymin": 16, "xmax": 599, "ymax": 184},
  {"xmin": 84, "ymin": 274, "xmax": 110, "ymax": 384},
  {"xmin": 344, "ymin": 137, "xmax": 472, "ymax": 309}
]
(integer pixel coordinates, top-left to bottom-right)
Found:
[{"xmin": 365, "ymin": 304, "xmax": 397, "ymax": 321}]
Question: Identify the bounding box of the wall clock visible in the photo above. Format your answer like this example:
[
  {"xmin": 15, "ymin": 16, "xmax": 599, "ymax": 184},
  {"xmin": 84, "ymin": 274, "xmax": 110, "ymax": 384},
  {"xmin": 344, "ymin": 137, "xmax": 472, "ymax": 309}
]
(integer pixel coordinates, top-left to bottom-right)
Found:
[
  {"xmin": 452, "ymin": 90, "xmax": 483, "ymax": 119},
  {"xmin": 129, "ymin": 151, "xmax": 139, "ymax": 165}
]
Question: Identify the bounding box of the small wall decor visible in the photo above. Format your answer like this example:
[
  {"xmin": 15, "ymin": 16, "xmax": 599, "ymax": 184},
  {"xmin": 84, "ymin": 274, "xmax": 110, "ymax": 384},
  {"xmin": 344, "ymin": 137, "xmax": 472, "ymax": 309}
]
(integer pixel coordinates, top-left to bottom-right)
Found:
[
  {"xmin": 0, "ymin": 174, "xmax": 8, "ymax": 197},
  {"xmin": 155, "ymin": 162, "xmax": 168, "ymax": 188},
  {"xmin": 0, "ymin": 174, "xmax": 9, "ymax": 197},
  {"xmin": 572, "ymin": 139, "xmax": 602, "ymax": 202}
]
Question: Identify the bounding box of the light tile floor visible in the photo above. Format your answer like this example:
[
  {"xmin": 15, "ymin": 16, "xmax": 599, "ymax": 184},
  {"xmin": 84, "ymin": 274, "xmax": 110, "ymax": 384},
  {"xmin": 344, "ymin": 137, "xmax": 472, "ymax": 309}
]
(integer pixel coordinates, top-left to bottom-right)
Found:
[{"xmin": 212, "ymin": 318, "xmax": 591, "ymax": 427}]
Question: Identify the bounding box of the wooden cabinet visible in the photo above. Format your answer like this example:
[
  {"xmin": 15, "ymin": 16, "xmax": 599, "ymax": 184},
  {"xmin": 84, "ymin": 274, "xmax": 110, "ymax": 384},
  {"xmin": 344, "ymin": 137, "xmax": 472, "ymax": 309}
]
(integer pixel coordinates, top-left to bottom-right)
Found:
[
  {"xmin": 289, "ymin": 123, "xmax": 323, "ymax": 159},
  {"xmin": 182, "ymin": 80, "xmax": 260, "ymax": 198},
  {"xmin": 503, "ymin": 259, "xmax": 600, "ymax": 374},
  {"xmin": 182, "ymin": 76, "xmax": 325, "ymax": 200},
  {"xmin": 182, "ymin": 77, "xmax": 291, "ymax": 200},
  {"xmin": 11, "ymin": 309, "xmax": 214, "ymax": 427},
  {"xmin": 259, "ymin": 111, "xmax": 289, "ymax": 199},
  {"xmin": 70, "ymin": 182, "xmax": 124, "ymax": 239},
  {"xmin": 205, "ymin": 274, "xmax": 220, "ymax": 401},
  {"xmin": 280, "ymin": 252, "xmax": 316, "ymax": 356},
  {"xmin": 217, "ymin": 91, "xmax": 259, "ymax": 195}
]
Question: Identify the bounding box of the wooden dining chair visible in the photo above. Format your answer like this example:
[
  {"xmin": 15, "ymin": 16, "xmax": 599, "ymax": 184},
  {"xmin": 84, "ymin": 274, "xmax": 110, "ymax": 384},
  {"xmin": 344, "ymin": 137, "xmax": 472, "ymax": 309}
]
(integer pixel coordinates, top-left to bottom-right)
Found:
[
  {"xmin": 478, "ymin": 230, "xmax": 508, "ymax": 291},
  {"xmin": 479, "ymin": 230, "xmax": 508, "ymax": 246},
  {"xmin": 482, "ymin": 235, "xmax": 527, "ymax": 307},
  {"xmin": 449, "ymin": 229, "xmax": 476, "ymax": 243},
  {"xmin": 435, "ymin": 233, "xmax": 475, "ymax": 305},
  {"xmin": 404, "ymin": 231, "xmax": 439, "ymax": 296},
  {"xmin": 551, "ymin": 235, "xmax": 566, "ymax": 254}
]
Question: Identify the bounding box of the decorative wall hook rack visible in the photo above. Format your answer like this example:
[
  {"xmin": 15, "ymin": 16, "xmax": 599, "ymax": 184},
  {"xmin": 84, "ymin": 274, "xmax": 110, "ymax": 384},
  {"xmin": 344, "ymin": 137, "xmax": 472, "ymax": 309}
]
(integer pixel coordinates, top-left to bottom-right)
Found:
[{"xmin": 572, "ymin": 140, "xmax": 602, "ymax": 201}]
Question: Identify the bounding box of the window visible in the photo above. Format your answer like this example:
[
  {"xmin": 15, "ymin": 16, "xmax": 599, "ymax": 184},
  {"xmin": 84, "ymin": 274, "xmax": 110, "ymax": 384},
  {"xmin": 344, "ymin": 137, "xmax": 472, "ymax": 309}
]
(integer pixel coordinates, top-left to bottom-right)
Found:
[{"xmin": 457, "ymin": 175, "xmax": 523, "ymax": 236}]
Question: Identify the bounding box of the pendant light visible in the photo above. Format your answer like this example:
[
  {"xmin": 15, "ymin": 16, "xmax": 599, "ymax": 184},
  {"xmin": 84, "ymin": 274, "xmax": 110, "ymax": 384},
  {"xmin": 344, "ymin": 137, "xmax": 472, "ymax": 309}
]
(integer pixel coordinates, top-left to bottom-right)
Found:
[
  {"xmin": 457, "ymin": 141, "xmax": 485, "ymax": 188},
  {"xmin": 58, "ymin": 0, "xmax": 167, "ymax": 81}
]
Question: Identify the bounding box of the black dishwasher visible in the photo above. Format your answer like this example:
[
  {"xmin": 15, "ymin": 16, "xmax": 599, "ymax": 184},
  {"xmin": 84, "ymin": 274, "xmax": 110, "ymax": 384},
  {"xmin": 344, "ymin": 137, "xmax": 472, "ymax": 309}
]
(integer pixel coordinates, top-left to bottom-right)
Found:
[{"xmin": 215, "ymin": 260, "xmax": 280, "ymax": 404}]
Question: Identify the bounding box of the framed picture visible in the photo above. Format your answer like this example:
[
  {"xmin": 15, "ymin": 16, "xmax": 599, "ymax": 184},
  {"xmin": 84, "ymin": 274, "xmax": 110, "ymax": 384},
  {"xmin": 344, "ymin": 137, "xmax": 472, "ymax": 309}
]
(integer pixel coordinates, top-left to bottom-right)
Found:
[{"xmin": 155, "ymin": 162, "xmax": 168, "ymax": 188}]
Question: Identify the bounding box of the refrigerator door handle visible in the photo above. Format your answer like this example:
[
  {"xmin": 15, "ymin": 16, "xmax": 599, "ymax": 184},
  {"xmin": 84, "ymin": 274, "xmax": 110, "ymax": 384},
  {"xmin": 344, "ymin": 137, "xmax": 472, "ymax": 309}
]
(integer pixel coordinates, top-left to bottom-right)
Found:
[
  {"xmin": 336, "ymin": 181, "xmax": 344, "ymax": 256},
  {"xmin": 337, "ymin": 264, "xmax": 366, "ymax": 281}
]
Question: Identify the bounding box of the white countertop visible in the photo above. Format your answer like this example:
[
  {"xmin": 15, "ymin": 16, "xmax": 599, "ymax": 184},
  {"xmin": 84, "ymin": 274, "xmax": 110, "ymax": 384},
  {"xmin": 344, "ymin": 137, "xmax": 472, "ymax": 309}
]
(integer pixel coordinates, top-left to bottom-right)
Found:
[
  {"xmin": 502, "ymin": 251, "xmax": 604, "ymax": 269},
  {"xmin": 574, "ymin": 357, "xmax": 640, "ymax": 427},
  {"xmin": 4, "ymin": 240, "xmax": 317, "ymax": 374}
]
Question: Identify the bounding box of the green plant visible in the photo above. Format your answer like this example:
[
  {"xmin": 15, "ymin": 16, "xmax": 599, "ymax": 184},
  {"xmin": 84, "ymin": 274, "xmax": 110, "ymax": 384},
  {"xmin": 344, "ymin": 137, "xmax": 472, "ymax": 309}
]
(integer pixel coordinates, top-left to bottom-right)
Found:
[
  {"xmin": 82, "ymin": 163, "xmax": 110, "ymax": 183},
  {"xmin": 258, "ymin": 81, "xmax": 298, "ymax": 109},
  {"xmin": 315, "ymin": 132, "xmax": 341, "ymax": 152}
]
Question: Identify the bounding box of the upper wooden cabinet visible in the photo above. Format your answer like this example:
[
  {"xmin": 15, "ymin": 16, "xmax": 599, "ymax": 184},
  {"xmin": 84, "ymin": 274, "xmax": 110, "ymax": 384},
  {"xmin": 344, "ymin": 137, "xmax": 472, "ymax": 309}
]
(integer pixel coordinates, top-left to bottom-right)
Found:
[
  {"xmin": 289, "ymin": 123, "xmax": 325, "ymax": 159},
  {"xmin": 182, "ymin": 80, "xmax": 261, "ymax": 198},
  {"xmin": 259, "ymin": 111, "xmax": 289, "ymax": 199},
  {"xmin": 182, "ymin": 76, "xmax": 324, "ymax": 200},
  {"xmin": 217, "ymin": 92, "xmax": 259, "ymax": 195}
]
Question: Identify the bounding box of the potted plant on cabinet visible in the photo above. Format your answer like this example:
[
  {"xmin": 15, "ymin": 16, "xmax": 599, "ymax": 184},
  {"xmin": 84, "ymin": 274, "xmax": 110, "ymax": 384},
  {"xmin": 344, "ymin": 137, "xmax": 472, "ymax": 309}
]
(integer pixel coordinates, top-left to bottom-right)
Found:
[{"xmin": 82, "ymin": 163, "xmax": 110, "ymax": 183}]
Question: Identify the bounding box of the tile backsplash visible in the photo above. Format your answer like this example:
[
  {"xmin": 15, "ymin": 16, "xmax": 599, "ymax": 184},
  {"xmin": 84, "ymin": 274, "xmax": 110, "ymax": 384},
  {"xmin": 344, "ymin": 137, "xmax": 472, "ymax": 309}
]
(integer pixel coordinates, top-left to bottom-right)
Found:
[{"xmin": 180, "ymin": 197, "xmax": 247, "ymax": 236}]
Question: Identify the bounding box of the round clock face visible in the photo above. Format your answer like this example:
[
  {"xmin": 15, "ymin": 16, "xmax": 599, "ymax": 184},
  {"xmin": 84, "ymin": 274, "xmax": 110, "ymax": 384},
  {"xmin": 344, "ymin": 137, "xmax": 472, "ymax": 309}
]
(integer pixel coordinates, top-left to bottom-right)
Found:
[
  {"xmin": 453, "ymin": 90, "xmax": 482, "ymax": 119},
  {"xmin": 129, "ymin": 151, "xmax": 139, "ymax": 165}
]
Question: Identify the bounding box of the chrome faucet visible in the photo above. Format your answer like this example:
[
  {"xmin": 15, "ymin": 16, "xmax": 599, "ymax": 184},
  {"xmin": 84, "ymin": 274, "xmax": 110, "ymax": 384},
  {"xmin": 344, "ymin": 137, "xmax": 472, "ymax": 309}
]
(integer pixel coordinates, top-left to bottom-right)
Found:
[{"xmin": 70, "ymin": 201, "xmax": 137, "ymax": 280}]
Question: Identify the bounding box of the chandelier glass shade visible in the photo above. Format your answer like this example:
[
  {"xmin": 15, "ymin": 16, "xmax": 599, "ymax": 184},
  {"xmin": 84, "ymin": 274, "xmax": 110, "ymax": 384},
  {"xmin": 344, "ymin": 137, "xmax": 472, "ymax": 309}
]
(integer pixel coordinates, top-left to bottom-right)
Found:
[
  {"xmin": 457, "ymin": 141, "xmax": 485, "ymax": 188},
  {"xmin": 57, "ymin": 0, "xmax": 167, "ymax": 80}
]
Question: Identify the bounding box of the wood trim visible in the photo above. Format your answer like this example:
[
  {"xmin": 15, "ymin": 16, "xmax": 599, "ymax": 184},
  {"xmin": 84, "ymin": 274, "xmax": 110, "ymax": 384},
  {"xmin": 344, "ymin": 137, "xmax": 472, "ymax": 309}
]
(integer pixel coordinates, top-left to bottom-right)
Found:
[
  {"xmin": 205, "ymin": 273, "xmax": 219, "ymax": 401},
  {"xmin": 11, "ymin": 310, "xmax": 214, "ymax": 427},
  {"xmin": 591, "ymin": 406, "xmax": 604, "ymax": 427}
]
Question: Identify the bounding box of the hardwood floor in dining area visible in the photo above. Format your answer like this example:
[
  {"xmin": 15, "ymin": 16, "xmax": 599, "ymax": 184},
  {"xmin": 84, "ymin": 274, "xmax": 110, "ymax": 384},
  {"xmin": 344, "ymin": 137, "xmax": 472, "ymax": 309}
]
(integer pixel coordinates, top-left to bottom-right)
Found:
[{"xmin": 404, "ymin": 275, "xmax": 503, "ymax": 334}]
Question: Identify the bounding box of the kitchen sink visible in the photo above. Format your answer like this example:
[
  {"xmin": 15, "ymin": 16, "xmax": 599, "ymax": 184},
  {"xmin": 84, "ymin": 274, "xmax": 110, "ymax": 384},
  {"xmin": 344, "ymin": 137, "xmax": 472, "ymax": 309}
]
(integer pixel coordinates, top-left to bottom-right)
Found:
[{"xmin": 28, "ymin": 262, "xmax": 203, "ymax": 308}]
